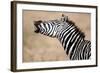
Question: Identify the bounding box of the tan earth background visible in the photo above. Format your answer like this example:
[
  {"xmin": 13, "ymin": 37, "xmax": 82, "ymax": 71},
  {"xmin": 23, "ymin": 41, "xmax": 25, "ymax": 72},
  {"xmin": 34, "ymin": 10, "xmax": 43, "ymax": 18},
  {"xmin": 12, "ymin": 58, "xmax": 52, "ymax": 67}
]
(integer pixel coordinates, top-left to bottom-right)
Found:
[{"xmin": 23, "ymin": 10, "xmax": 91, "ymax": 62}]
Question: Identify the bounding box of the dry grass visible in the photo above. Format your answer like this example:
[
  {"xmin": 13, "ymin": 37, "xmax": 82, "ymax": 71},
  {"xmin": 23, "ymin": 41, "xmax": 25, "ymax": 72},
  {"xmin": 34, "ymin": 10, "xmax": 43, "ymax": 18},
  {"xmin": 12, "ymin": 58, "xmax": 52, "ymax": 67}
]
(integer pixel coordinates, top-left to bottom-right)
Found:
[{"xmin": 23, "ymin": 10, "xmax": 90, "ymax": 62}]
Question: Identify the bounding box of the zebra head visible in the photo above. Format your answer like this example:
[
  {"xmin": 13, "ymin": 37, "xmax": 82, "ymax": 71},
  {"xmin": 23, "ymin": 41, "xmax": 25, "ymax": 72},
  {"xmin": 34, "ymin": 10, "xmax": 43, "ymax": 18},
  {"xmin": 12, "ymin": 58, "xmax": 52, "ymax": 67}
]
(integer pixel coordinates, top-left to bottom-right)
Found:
[
  {"xmin": 34, "ymin": 14, "xmax": 69, "ymax": 37},
  {"xmin": 34, "ymin": 14, "xmax": 90, "ymax": 60}
]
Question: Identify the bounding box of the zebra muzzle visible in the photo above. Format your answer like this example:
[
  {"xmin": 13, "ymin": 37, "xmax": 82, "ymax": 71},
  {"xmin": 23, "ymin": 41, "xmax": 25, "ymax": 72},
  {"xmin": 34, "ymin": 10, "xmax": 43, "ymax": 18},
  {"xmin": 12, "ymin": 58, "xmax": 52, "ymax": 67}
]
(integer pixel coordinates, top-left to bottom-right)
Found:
[{"xmin": 34, "ymin": 20, "xmax": 42, "ymax": 33}]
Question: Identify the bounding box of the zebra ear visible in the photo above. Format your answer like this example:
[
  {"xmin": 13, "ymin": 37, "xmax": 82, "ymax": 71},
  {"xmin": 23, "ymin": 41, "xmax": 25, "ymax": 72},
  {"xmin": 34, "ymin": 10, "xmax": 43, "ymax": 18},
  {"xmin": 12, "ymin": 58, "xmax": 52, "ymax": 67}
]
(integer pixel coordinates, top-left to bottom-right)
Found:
[
  {"xmin": 62, "ymin": 14, "xmax": 64, "ymax": 17},
  {"xmin": 61, "ymin": 14, "xmax": 68, "ymax": 22}
]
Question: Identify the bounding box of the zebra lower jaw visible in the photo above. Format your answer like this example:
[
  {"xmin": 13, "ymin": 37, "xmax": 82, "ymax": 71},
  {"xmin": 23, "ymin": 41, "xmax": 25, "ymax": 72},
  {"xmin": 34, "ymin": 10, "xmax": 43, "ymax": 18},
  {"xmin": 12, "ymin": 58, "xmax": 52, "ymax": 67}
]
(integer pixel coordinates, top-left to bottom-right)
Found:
[{"xmin": 34, "ymin": 24, "xmax": 40, "ymax": 33}]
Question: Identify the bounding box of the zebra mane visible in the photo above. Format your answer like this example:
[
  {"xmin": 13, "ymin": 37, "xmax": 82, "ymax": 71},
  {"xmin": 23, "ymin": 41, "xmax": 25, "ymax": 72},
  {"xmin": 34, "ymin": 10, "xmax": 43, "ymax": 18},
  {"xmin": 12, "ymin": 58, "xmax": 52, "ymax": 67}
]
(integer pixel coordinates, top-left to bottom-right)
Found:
[{"xmin": 66, "ymin": 18, "xmax": 85, "ymax": 38}]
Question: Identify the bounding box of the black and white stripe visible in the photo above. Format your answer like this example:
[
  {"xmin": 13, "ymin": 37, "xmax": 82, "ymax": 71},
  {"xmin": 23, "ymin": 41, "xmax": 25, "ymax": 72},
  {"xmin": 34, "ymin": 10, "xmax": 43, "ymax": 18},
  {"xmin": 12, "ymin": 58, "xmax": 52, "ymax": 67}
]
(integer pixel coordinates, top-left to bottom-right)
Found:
[{"xmin": 34, "ymin": 14, "xmax": 91, "ymax": 60}]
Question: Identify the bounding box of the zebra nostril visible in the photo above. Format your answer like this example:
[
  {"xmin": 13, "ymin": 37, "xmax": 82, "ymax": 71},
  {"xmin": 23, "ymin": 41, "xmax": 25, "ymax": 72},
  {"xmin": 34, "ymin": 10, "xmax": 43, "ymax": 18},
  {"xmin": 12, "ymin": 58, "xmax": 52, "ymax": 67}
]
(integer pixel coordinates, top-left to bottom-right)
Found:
[{"xmin": 34, "ymin": 20, "xmax": 42, "ymax": 27}]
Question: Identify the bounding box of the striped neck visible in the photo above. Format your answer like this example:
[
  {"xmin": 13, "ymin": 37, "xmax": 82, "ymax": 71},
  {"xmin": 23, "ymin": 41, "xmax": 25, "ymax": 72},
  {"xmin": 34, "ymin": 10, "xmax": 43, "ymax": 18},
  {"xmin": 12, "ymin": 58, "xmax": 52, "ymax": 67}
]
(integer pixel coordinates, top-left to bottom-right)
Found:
[{"xmin": 56, "ymin": 24, "xmax": 85, "ymax": 56}]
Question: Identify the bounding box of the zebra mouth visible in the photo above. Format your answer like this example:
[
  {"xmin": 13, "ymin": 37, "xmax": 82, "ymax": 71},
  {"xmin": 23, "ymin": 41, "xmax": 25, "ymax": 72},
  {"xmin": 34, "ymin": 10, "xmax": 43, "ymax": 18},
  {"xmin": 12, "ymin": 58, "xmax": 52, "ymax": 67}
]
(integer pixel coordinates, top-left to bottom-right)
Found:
[{"xmin": 34, "ymin": 20, "xmax": 42, "ymax": 33}]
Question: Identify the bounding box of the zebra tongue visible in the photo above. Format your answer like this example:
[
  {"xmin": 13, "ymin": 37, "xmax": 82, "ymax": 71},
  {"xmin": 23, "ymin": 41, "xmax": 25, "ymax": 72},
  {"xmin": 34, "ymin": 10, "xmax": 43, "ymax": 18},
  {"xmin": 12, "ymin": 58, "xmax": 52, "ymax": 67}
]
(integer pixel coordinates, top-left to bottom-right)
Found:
[{"xmin": 35, "ymin": 28, "xmax": 40, "ymax": 33}]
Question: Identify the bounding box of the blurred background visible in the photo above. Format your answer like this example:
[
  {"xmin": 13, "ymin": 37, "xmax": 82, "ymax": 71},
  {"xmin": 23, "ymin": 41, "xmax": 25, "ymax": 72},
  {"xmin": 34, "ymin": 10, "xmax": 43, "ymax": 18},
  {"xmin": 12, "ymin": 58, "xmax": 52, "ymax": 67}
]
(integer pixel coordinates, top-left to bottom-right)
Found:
[{"xmin": 23, "ymin": 10, "xmax": 91, "ymax": 62}]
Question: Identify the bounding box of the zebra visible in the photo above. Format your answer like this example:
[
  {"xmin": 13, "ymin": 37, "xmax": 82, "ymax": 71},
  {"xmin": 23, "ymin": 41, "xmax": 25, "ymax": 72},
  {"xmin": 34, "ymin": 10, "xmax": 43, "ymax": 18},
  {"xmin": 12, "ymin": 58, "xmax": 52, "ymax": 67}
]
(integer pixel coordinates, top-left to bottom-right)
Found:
[{"xmin": 34, "ymin": 14, "xmax": 91, "ymax": 60}]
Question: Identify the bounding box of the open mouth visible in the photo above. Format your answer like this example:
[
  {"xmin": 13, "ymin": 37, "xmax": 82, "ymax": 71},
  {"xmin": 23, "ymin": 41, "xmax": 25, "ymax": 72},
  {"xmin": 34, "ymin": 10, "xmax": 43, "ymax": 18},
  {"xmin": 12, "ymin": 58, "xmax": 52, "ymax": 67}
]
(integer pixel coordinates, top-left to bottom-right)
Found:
[{"xmin": 34, "ymin": 20, "xmax": 42, "ymax": 33}]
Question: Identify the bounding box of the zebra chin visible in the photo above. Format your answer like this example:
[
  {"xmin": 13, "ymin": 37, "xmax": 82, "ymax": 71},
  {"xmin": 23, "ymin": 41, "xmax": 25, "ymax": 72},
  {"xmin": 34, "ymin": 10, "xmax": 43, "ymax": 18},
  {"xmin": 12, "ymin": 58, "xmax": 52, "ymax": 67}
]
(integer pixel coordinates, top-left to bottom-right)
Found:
[{"xmin": 34, "ymin": 29, "xmax": 40, "ymax": 33}]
